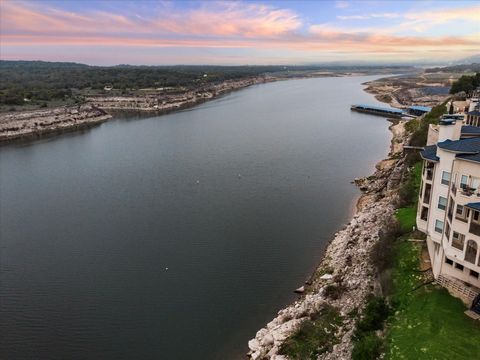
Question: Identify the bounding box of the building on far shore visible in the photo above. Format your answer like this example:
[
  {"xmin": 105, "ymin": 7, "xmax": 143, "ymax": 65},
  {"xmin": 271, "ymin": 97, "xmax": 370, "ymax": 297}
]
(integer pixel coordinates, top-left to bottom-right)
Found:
[{"xmin": 417, "ymin": 112, "xmax": 480, "ymax": 307}]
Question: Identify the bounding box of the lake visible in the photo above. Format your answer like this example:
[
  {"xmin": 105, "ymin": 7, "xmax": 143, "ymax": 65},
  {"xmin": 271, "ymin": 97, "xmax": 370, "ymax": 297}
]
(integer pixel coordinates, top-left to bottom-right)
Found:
[{"xmin": 0, "ymin": 76, "xmax": 391, "ymax": 359}]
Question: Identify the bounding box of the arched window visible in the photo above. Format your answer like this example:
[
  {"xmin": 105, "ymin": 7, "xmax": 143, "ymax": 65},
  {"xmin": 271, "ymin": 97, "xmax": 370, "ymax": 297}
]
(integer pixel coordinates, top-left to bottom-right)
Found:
[{"xmin": 465, "ymin": 240, "xmax": 478, "ymax": 264}]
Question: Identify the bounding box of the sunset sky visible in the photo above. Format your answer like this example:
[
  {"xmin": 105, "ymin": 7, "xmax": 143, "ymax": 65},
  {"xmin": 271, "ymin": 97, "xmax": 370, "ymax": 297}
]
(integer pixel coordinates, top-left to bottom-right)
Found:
[{"xmin": 1, "ymin": 0, "xmax": 479, "ymax": 65}]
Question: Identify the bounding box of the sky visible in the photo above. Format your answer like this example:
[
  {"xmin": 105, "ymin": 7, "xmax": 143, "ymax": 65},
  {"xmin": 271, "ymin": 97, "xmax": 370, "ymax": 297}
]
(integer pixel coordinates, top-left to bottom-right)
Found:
[{"xmin": 1, "ymin": 0, "xmax": 479, "ymax": 65}]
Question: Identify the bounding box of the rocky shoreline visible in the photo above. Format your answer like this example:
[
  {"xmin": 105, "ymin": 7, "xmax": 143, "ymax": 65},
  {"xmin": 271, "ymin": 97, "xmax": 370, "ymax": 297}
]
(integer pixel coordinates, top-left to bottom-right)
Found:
[
  {"xmin": 0, "ymin": 77, "xmax": 271, "ymax": 143},
  {"xmin": 85, "ymin": 76, "xmax": 271, "ymax": 112},
  {"xmin": 362, "ymin": 72, "xmax": 455, "ymax": 108},
  {"xmin": 0, "ymin": 104, "xmax": 111, "ymax": 143},
  {"xmin": 247, "ymin": 118, "xmax": 409, "ymax": 359}
]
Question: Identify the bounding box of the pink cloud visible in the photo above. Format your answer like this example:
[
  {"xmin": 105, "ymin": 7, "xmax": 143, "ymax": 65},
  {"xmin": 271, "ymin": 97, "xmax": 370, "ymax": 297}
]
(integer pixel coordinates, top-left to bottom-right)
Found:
[
  {"xmin": 1, "ymin": 0, "xmax": 479, "ymax": 62},
  {"xmin": 1, "ymin": 1, "xmax": 301, "ymax": 38}
]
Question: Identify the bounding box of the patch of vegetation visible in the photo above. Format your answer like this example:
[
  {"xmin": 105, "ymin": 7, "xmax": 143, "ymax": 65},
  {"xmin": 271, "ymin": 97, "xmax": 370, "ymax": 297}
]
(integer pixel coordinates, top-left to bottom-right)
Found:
[
  {"xmin": 395, "ymin": 207, "xmax": 416, "ymax": 233},
  {"xmin": 397, "ymin": 162, "xmax": 422, "ymax": 207},
  {"xmin": 450, "ymin": 72, "xmax": 480, "ymax": 94},
  {"xmin": 404, "ymin": 118, "xmax": 419, "ymax": 133},
  {"xmin": 354, "ymin": 296, "xmax": 392, "ymax": 339},
  {"xmin": 371, "ymin": 221, "xmax": 403, "ymax": 277},
  {"xmin": 408, "ymin": 103, "xmax": 447, "ymax": 148},
  {"xmin": 352, "ymin": 333, "xmax": 384, "ymax": 360},
  {"xmin": 385, "ymin": 240, "xmax": 480, "ymax": 359},
  {"xmin": 279, "ymin": 305, "xmax": 342, "ymax": 360},
  {"xmin": 351, "ymin": 295, "xmax": 392, "ymax": 360}
]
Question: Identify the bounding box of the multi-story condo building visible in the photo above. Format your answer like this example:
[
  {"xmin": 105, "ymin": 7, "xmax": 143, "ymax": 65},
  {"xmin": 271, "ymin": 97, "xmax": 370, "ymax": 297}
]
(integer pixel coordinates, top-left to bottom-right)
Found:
[{"xmin": 417, "ymin": 114, "xmax": 480, "ymax": 307}]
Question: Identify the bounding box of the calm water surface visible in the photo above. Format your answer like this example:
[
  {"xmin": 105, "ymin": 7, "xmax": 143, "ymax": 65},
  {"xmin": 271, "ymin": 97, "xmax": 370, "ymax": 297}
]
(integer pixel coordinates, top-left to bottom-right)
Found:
[{"xmin": 0, "ymin": 76, "xmax": 391, "ymax": 359}]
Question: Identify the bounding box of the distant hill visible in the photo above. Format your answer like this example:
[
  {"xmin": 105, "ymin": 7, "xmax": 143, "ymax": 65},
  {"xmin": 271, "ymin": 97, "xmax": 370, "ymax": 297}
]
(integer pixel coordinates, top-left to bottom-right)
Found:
[
  {"xmin": 451, "ymin": 54, "xmax": 480, "ymax": 65},
  {"xmin": 425, "ymin": 63, "xmax": 480, "ymax": 73}
]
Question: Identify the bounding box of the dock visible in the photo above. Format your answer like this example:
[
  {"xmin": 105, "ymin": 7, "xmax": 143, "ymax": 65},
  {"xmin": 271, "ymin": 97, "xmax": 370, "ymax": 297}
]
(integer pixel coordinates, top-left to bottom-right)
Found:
[
  {"xmin": 351, "ymin": 104, "xmax": 405, "ymax": 118},
  {"xmin": 351, "ymin": 104, "xmax": 433, "ymax": 119}
]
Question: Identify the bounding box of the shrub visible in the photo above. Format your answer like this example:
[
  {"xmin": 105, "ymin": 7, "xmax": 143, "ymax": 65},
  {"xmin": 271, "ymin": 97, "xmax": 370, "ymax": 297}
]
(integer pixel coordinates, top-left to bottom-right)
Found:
[
  {"xmin": 404, "ymin": 118, "xmax": 419, "ymax": 133},
  {"xmin": 450, "ymin": 72, "xmax": 480, "ymax": 94},
  {"xmin": 398, "ymin": 162, "xmax": 422, "ymax": 207},
  {"xmin": 279, "ymin": 305, "xmax": 342, "ymax": 359},
  {"xmin": 408, "ymin": 103, "xmax": 447, "ymax": 147},
  {"xmin": 351, "ymin": 296, "xmax": 391, "ymax": 360},
  {"xmin": 352, "ymin": 333, "xmax": 383, "ymax": 360},
  {"xmin": 370, "ymin": 220, "xmax": 402, "ymax": 275},
  {"xmin": 353, "ymin": 296, "xmax": 392, "ymax": 339}
]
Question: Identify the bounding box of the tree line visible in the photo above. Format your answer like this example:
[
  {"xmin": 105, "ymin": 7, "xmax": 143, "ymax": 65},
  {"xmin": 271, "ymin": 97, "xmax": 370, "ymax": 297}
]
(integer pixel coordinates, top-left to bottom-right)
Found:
[
  {"xmin": 0, "ymin": 60, "xmax": 412, "ymax": 107},
  {"xmin": 450, "ymin": 72, "xmax": 480, "ymax": 95}
]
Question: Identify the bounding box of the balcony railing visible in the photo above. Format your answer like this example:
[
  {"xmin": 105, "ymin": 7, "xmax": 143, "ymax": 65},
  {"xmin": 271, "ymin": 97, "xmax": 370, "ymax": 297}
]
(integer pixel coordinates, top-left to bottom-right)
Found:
[
  {"xmin": 460, "ymin": 186, "xmax": 476, "ymax": 197},
  {"xmin": 469, "ymin": 222, "xmax": 480, "ymax": 237},
  {"xmin": 455, "ymin": 215, "xmax": 468, "ymax": 223}
]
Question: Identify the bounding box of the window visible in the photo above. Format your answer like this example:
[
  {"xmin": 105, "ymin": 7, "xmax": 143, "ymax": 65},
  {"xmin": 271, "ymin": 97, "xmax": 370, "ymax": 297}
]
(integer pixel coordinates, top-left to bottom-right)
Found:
[
  {"xmin": 455, "ymin": 263, "xmax": 464, "ymax": 271},
  {"xmin": 451, "ymin": 232, "xmax": 465, "ymax": 250},
  {"xmin": 474, "ymin": 211, "xmax": 480, "ymax": 222},
  {"xmin": 456, "ymin": 205, "xmax": 470, "ymax": 222},
  {"xmin": 441, "ymin": 171, "xmax": 451, "ymax": 185},
  {"xmin": 423, "ymin": 183, "xmax": 432, "ymax": 204},
  {"xmin": 438, "ymin": 196, "xmax": 447, "ymax": 210},
  {"xmin": 448, "ymin": 199, "xmax": 455, "ymax": 221},
  {"xmin": 456, "ymin": 204, "xmax": 464, "ymax": 215},
  {"xmin": 470, "ymin": 270, "xmax": 479, "ymax": 279},
  {"xmin": 420, "ymin": 206, "xmax": 429, "ymax": 221},
  {"xmin": 445, "ymin": 257, "xmax": 454, "ymax": 265},
  {"xmin": 472, "ymin": 177, "xmax": 480, "ymax": 191},
  {"xmin": 460, "ymin": 175, "xmax": 469, "ymax": 189},
  {"xmin": 435, "ymin": 220, "xmax": 444, "ymax": 233},
  {"xmin": 465, "ymin": 240, "xmax": 478, "ymax": 264}
]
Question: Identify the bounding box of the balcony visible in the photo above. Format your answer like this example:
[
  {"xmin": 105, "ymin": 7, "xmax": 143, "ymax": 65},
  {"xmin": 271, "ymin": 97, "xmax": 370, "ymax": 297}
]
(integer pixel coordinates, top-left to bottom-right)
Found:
[
  {"xmin": 425, "ymin": 168, "xmax": 433, "ymax": 181},
  {"xmin": 420, "ymin": 207, "xmax": 429, "ymax": 221},
  {"xmin": 423, "ymin": 192, "xmax": 431, "ymax": 204},
  {"xmin": 461, "ymin": 186, "xmax": 476, "ymax": 197},
  {"xmin": 469, "ymin": 222, "xmax": 480, "ymax": 237}
]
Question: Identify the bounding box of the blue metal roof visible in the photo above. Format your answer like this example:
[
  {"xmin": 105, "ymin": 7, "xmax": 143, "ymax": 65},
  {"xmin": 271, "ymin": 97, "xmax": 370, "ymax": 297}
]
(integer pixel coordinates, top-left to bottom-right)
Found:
[
  {"xmin": 465, "ymin": 202, "xmax": 480, "ymax": 211},
  {"xmin": 420, "ymin": 145, "xmax": 439, "ymax": 162},
  {"xmin": 461, "ymin": 125, "xmax": 480, "ymax": 135},
  {"xmin": 353, "ymin": 104, "xmax": 404, "ymax": 114},
  {"xmin": 456, "ymin": 153, "xmax": 480, "ymax": 163},
  {"xmin": 408, "ymin": 105, "xmax": 432, "ymax": 112},
  {"xmin": 437, "ymin": 137, "xmax": 480, "ymax": 153},
  {"xmin": 468, "ymin": 111, "xmax": 480, "ymax": 116}
]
